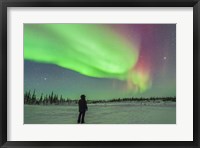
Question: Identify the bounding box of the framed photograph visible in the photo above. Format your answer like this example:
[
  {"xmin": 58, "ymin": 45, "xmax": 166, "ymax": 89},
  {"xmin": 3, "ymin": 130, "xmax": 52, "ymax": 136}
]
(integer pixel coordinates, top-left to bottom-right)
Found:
[{"xmin": 0, "ymin": 0, "xmax": 199, "ymax": 147}]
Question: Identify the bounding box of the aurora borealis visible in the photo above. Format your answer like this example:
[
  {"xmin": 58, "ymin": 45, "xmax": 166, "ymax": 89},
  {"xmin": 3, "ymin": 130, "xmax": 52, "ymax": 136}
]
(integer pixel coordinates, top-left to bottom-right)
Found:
[{"xmin": 24, "ymin": 24, "xmax": 176, "ymax": 100}]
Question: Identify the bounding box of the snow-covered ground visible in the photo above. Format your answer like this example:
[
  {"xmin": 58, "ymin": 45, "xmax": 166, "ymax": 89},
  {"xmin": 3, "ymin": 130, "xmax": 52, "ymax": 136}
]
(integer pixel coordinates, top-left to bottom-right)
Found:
[{"xmin": 24, "ymin": 102, "xmax": 176, "ymax": 124}]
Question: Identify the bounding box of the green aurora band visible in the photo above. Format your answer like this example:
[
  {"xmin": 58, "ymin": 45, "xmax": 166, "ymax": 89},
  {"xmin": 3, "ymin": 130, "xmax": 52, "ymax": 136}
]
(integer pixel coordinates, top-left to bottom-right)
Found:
[{"xmin": 24, "ymin": 24, "xmax": 151, "ymax": 92}]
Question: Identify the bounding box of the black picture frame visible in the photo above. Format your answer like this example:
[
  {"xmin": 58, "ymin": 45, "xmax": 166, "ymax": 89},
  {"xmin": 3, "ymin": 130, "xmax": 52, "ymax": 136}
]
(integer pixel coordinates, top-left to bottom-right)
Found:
[{"xmin": 0, "ymin": 0, "xmax": 199, "ymax": 147}]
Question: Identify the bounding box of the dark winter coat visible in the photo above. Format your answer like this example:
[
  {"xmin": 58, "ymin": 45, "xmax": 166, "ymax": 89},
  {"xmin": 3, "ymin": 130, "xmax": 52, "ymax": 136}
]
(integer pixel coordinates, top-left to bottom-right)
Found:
[{"xmin": 78, "ymin": 99, "xmax": 88, "ymax": 112}]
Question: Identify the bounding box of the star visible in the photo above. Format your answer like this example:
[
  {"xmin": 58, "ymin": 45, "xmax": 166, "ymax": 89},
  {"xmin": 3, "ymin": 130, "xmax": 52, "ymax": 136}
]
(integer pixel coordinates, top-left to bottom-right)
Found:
[
  {"xmin": 44, "ymin": 77, "xmax": 47, "ymax": 81},
  {"xmin": 163, "ymin": 57, "xmax": 167, "ymax": 60}
]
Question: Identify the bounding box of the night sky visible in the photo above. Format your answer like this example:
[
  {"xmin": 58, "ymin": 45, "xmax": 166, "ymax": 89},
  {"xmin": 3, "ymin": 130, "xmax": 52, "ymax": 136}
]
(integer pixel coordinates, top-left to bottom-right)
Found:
[{"xmin": 24, "ymin": 24, "xmax": 176, "ymax": 100}]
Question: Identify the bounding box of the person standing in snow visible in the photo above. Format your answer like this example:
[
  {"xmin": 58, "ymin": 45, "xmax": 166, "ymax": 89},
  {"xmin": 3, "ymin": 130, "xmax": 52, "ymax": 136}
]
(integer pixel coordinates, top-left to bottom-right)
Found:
[{"xmin": 77, "ymin": 94, "xmax": 88, "ymax": 123}]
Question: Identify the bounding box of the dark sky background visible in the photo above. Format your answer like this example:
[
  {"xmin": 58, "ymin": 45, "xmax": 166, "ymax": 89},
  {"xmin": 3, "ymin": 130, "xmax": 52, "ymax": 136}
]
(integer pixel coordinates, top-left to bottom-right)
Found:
[{"xmin": 24, "ymin": 24, "xmax": 176, "ymax": 100}]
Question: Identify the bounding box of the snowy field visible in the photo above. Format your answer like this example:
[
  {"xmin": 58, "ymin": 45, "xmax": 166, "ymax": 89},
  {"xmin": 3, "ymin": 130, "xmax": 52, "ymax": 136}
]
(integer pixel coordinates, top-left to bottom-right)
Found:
[{"xmin": 24, "ymin": 102, "xmax": 176, "ymax": 124}]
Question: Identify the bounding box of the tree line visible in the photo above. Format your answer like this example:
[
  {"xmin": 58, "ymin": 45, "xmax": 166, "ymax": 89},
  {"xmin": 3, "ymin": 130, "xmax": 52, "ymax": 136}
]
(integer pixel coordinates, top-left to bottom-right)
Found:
[
  {"xmin": 24, "ymin": 90, "xmax": 75, "ymax": 105},
  {"xmin": 24, "ymin": 90, "xmax": 176, "ymax": 105}
]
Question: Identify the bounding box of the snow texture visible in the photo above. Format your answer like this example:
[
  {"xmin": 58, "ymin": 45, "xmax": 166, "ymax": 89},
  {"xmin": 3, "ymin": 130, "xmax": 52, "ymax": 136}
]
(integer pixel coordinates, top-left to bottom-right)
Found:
[{"xmin": 24, "ymin": 102, "xmax": 176, "ymax": 124}]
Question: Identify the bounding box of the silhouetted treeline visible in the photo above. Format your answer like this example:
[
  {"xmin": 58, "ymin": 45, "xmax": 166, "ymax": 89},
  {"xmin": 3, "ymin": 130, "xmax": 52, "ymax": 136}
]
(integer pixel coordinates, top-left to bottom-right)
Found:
[
  {"xmin": 24, "ymin": 90, "xmax": 176, "ymax": 105},
  {"xmin": 87, "ymin": 97, "xmax": 176, "ymax": 104},
  {"xmin": 24, "ymin": 90, "xmax": 77, "ymax": 105}
]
